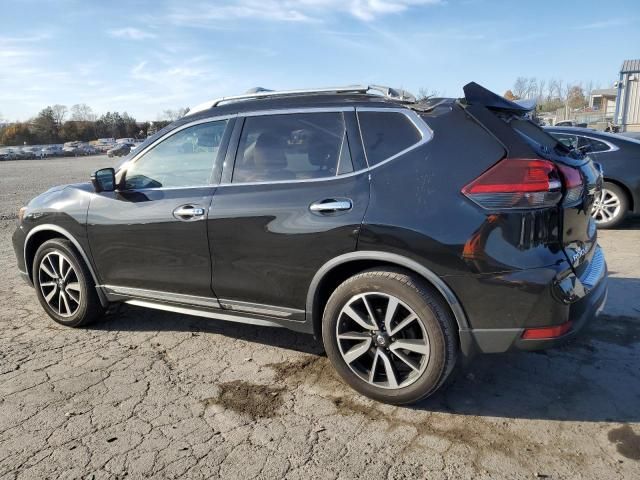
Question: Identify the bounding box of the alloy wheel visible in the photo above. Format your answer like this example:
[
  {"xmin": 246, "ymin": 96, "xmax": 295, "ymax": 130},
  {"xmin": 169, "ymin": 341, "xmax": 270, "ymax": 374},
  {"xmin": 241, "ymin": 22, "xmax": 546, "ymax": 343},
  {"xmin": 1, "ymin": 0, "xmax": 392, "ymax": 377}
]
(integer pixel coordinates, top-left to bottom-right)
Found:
[
  {"xmin": 591, "ymin": 188, "xmax": 621, "ymax": 224},
  {"xmin": 38, "ymin": 251, "xmax": 81, "ymax": 317},
  {"xmin": 336, "ymin": 292, "xmax": 430, "ymax": 389}
]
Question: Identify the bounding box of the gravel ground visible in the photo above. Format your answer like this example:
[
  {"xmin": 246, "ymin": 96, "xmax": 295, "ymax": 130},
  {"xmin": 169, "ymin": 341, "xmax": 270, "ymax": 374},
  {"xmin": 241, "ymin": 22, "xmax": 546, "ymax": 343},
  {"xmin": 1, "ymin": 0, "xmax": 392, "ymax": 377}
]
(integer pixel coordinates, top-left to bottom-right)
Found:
[{"xmin": 0, "ymin": 156, "xmax": 639, "ymax": 479}]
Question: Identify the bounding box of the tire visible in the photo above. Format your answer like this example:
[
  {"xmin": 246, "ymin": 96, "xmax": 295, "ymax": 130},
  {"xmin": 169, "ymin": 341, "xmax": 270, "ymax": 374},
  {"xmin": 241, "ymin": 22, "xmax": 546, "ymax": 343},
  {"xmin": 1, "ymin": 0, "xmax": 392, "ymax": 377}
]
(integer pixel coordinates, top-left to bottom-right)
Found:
[
  {"xmin": 592, "ymin": 182, "xmax": 629, "ymax": 229},
  {"xmin": 32, "ymin": 239, "xmax": 104, "ymax": 327},
  {"xmin": 322, "ymin": 268, "xmax": 458, "ymax": 405}
]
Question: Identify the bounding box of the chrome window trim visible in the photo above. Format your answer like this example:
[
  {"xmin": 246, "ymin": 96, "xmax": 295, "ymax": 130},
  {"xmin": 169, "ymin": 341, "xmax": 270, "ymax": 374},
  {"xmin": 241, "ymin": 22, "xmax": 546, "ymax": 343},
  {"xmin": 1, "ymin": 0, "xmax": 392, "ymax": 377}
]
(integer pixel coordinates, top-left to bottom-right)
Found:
[
  {"xmin": 216, "ymin": 107, "xmax": 433, "ymax": 188},
  {"xmin": 117, "ymin": 114, "xmax": 237, "ymax": 178},
  {"xmin": 577, "ymin": 134, "xmax": 619, "ymax": 153},
  {"xmin": 549, "ymin": 130, "xmax": 619, "ymax": 153},
  {"xmin": 355, "ymin": 107, "xmax": 433, "ymax": 168},
  {"xmin": 117, "ymin": 107, "xmax": 434, "ymax": 190}
]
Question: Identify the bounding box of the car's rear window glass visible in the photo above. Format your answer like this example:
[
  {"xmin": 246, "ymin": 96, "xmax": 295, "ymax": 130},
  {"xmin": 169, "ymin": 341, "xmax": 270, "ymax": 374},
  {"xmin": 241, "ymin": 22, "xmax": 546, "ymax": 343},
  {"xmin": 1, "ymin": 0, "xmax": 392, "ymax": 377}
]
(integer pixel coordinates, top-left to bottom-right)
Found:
[
  {"xmin": 550, "ymin": 132, "xmax": 578, "ymax": 149},
  {"xmin": 357, "ymin": 111, "xmax": 422, "ymax": 166},
  {"xmin": 586, "ymin": 138, "xmax": 610, "ymax": 152},
  {"xmin": 232, "ymin": 112, "xmax": 352, "ymax": 183}
]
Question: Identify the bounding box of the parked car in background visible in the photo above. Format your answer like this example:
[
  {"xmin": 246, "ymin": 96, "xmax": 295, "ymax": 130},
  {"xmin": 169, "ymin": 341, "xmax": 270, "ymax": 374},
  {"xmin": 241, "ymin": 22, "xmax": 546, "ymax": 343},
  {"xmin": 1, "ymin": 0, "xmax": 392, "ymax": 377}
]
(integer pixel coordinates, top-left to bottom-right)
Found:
[
  {"xmin": 554, "ymin": 120, "xmax": 588, "ymax": 128},
  {"xmin": 13, "ymin": 83, "xmax": 607, "ymax": 404},
  {"xmin": 78, "ymin": 144, "xmax": 98, "ymax": 156},
  {"xmin": 0, "ymin": 148, "xmax": 15, "ymax": 160},
  {"xmin": 62, "ymin": 145, "xmax": 82, "ymax": 157},
  {"xmin": 107, "ymin": 143, "xmax": 132, "ymax": 157},
  {"xmin": 21, "ymin": 146, "xmax": 43, "ymax": 159},
  {"xmin": 545, "ymin": 126, "xmax": 640, "ymax": 228},
  {"xmin": 42, "ymin": 145, "xmax": 63, "ymax": 158},
  {"xmin": 116, "ymin": 137, "xmax": 136, "ymax": 144},
  {"xmin": 93, "ymin": 138, "xmax": 117, "ymax": 153},
  {"xmin": 8, "ymin": 148, "xmax": 29, "ymax": 160},
  {"xmin": 619, "ymin": 131, "xmax": 640, "ymax": 141}
]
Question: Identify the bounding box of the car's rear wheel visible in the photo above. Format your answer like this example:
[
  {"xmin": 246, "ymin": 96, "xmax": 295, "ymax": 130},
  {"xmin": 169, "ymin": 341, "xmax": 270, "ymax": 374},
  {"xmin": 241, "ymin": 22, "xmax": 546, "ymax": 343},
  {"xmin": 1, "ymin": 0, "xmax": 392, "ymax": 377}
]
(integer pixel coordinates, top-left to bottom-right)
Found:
[
  {"xmin": 322, "ymin": 268, "xmax": 458, "ymax": 405},
  {"xmin": 33, "ymin": 239, "xmax": 104, "ymax": 327},
  {"xmin": 591, "ymin": 182, "xmax": 628, "ymax": 229}
]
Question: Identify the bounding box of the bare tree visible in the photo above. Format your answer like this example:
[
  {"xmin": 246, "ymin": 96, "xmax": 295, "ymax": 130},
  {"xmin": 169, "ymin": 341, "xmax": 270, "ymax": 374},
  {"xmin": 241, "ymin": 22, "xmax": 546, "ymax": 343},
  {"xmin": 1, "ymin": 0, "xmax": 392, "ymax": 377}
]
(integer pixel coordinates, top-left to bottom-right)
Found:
[
  {"xmin": 513, "ymin": 77, "xmax": 528, "ymax": 99},
  {"xmin": 159, "ymin": 107, "xmax": 191, "ymax": 122},
  {"xmin": 417, "ymin": 87, "xmax": 441, "ymax": 100},
  {"xmin": 51, "ymin": 104, "xmax": 67, "ymax": 127},
  {"xmin": 537, "ymin": 79, "xmax": 546, "ymax": 102},
  {"xmin": 547, "ymin": 78, "xmax": 558, "ymax": 101},
  {"xmin": 524, "ymin": 77, "xmax": 538, "ymax": 99},
  {"xmin": 70, "ymin": 104, "xmax": 96, "ymax": 122}
]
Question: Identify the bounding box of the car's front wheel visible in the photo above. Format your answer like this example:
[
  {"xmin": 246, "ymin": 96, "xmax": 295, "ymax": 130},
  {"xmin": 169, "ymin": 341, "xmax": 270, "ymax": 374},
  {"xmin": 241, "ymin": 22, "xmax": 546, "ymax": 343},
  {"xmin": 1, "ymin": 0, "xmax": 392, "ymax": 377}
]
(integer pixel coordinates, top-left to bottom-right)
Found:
[
  {"xmin": 322, "ymin": 268, "xmax": 458, "ymax": 405},
  {"xmin": 33, "ymin": 239, "xmax": 105, "ymax": 327},
  {"xmin": 591, "ymin": 182, "xmax": 628, "ymax": 229}
]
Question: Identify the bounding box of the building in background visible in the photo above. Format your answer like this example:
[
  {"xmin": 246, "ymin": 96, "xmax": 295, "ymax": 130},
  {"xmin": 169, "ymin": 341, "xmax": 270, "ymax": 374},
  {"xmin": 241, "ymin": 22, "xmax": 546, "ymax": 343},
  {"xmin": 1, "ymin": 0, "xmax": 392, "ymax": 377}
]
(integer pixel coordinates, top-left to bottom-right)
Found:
[{"xmin": 614, "ymin": 59, "xmax": 640, "ymax": 132}]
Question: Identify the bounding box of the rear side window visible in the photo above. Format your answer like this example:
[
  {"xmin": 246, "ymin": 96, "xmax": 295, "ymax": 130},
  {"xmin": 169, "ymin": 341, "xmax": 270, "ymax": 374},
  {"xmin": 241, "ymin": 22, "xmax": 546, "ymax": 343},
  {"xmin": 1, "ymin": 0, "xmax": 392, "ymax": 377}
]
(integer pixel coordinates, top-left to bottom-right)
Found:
[
  {"xmin": 358, "ymin": 111, "xmax": 422, "ymax": 165},
  {"xmin": 584, "ymin": 137, "xmax": 610, "ymax": 152},
  {"xmin": 232, "ymin": 112, "xmax": 353, "ymax": 183},
  {"xmin": 551, "ymin": 133, "xmax": 578, "ymax": 149}
]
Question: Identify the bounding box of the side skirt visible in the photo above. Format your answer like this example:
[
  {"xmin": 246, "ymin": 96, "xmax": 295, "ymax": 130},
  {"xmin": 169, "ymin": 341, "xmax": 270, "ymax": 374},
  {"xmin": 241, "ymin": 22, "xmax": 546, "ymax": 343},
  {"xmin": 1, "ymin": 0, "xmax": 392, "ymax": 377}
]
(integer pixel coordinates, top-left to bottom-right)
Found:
[{"xmin": 101, "ymin": 285, "xmax": 312, "ymax": 334}]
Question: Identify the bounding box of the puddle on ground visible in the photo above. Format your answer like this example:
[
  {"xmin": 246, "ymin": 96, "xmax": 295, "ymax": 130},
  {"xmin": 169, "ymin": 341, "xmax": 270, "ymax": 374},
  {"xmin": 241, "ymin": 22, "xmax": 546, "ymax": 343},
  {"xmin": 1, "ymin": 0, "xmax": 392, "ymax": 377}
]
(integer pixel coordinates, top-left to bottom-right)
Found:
[
  {"xmin": 203, "ymin": 380, "xmax": 285, "ymax": 418},
  {"xmin": 267, "ymin": 355, "xmax": 343, "ymax": 390},
  {"xmin": 608, "ymin": 425, "xmax": 640, "ymax": 460}
]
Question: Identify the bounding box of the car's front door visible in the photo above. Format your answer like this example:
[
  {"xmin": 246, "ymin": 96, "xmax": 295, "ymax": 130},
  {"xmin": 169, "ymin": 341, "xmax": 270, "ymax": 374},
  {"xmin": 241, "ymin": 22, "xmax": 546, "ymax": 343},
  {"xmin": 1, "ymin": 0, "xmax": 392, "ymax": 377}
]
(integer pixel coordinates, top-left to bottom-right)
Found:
[
  {"xmin": 208, "ymin": 109, "xmax": 369, "ymax": 318},
  {"xmin": 87, "ymin": 118, "xmax": 232, "ymax": 299}
]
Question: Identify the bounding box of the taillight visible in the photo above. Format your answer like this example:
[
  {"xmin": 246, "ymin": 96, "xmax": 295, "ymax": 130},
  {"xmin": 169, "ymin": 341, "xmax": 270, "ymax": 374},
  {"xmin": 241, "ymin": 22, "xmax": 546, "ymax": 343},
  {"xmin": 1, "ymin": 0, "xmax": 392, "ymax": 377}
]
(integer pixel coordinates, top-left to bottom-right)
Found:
[
  {"xmin": 557, "ymin": 164, "xmax": 583, "ymax": 204},
  {"xmin": 462, "ymin": 158, "xmax": 562, "ymax": 209}
]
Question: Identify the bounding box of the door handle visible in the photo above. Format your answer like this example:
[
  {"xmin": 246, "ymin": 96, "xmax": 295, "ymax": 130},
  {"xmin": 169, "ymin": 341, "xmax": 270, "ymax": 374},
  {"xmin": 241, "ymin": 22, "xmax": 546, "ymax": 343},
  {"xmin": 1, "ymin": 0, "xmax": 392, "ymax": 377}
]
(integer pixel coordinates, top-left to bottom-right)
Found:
[
  {"xmin": 173, "ymin": 205, "xmax": 206, "ymax": 220},
  {"xmin": 309, "ymin": 199, "xmax": 353, "ymax": 214}
]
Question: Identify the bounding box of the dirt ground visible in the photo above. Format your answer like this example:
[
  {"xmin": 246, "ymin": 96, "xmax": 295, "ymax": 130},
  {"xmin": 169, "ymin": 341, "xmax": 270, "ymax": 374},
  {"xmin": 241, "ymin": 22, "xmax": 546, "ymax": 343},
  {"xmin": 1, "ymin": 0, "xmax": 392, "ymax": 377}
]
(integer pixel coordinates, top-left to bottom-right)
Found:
[{"xmin": 1, "ymin": 156, "xmax": 639, "ymax": 479}]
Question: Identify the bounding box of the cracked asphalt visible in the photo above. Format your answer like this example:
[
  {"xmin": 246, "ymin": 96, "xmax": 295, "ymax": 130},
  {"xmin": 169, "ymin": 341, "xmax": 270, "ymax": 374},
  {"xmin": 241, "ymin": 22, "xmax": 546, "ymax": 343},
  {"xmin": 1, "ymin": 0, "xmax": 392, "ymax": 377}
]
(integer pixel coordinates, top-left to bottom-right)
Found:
[{"xmin": 1, "ymin": 156, "xmax": 639, "ymax": 479}]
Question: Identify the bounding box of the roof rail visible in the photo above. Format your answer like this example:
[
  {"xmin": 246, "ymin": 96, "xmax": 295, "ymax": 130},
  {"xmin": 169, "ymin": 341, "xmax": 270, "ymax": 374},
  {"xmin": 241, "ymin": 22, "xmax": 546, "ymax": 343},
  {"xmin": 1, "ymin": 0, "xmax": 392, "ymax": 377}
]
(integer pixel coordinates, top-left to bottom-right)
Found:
[{"xmin": 186, "ymin": 84, "xmax": 414, "ymax": 116}]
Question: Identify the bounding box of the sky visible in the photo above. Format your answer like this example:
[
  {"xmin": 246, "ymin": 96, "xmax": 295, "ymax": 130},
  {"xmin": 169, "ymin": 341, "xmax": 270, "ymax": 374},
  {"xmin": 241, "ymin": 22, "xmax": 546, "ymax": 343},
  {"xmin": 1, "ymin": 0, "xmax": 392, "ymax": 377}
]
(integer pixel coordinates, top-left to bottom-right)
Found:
[{"xmin": 1, "ymin": 0, "xmax": 640, "ymax": 122}]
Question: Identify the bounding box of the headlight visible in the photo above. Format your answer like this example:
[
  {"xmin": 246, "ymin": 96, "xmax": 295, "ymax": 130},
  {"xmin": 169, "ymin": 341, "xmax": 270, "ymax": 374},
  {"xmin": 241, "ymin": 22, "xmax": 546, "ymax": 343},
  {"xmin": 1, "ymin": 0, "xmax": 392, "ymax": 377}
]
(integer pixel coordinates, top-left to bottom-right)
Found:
[{"xmin": 18, "ymin": 207, "xmax": 27, "ymax": 223}]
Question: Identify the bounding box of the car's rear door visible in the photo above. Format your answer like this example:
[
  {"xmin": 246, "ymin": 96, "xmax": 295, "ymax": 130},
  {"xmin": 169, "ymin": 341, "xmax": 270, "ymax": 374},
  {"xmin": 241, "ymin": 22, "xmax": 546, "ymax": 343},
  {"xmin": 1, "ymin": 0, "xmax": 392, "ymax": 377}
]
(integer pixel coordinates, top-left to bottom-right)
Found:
[
  {"xmin": 87, "ymin": 118, "xmax": 233, "ymax": 300},
  {"xmin": 207, "ymin": 108, "xmax": 369, "ymax": 319}
]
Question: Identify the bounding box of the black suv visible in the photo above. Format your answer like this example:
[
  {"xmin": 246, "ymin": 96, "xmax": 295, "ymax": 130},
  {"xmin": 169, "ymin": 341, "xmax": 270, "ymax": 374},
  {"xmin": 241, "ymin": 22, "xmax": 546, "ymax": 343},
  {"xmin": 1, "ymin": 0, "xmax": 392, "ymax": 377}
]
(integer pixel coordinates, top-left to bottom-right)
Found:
[{"xmin": 13, "ymin": 83, "xmax": 607, "ymax": 404}]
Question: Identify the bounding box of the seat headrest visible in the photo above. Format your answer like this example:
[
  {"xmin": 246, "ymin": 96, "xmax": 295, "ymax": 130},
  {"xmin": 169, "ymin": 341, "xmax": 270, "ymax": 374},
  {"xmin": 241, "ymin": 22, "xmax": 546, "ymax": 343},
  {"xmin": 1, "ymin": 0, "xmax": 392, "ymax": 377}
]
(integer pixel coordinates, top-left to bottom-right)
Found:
[{"xmin": 253, "ymin": 133, "xmax": 287, "ymax": 169}]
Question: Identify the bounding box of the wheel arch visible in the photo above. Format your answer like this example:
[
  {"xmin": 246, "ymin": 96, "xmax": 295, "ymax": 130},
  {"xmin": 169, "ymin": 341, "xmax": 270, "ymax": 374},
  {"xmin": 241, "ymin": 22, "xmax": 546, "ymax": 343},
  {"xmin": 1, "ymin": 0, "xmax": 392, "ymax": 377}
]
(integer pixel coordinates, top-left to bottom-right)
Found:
[
  {"xmin": 24, "ymin": 224, "xmax": 108, "ymax": 307},
  {"xmin": 306, "ymin": 251, "xmax": 469, "ymax": 340}
]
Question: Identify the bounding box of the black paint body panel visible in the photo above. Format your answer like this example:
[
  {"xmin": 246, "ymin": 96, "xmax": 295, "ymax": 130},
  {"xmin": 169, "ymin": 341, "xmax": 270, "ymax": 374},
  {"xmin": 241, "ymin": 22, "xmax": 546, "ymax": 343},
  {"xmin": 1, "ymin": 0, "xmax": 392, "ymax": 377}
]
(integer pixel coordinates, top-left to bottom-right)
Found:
[{"xmin": 12, "ymin": 92, "xmax": 608, "ymax": 355}]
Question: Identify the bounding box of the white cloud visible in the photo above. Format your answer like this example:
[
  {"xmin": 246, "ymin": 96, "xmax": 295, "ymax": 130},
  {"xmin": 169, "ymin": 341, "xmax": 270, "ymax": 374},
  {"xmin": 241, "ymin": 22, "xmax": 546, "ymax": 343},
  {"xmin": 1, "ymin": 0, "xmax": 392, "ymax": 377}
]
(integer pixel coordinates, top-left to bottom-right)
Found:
[
  {"xmin": 573, "ymin": 18, "xmax": 635, "ymax": 30},
  {"xmin": 163, "ymin": 0, "xmax": 442, "ymax": 26},
  {"xmin": 108, "ymin": 27, "xmax": 157, "ymax": 40}
]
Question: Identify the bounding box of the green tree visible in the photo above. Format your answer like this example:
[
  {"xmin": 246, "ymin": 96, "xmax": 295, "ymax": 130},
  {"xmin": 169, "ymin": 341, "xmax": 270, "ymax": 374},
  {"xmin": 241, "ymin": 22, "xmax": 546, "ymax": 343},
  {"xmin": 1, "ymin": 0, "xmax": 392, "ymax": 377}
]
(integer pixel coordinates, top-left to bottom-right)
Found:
[{"xmin": 31, "ymin": 107, "xmax": 59, "ymax": 144}]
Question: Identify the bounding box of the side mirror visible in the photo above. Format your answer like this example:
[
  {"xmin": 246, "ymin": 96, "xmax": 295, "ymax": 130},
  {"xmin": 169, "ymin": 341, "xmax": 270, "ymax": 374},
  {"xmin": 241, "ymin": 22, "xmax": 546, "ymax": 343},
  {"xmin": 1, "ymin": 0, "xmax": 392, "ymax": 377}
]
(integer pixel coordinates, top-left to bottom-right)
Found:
[{"xmin": 91, "ymin": 168, "xmax": 116, "ymax": 193}]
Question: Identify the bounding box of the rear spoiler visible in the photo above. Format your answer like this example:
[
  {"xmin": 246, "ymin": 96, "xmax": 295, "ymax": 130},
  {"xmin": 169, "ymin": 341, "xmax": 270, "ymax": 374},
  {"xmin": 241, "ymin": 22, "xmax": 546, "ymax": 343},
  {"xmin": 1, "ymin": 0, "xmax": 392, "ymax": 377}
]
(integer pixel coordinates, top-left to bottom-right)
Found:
[{"xmin": 463, "ymin": 82, "xmax": 533, "ymax": 114}]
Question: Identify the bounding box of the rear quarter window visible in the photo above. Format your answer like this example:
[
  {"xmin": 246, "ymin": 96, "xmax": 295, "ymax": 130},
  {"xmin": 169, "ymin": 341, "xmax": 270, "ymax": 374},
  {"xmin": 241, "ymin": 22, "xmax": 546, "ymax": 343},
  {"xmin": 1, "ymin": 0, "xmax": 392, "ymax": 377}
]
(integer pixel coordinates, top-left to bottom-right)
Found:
[{"xmin": 358, "ymin": 111, "xmax": 422, "ymax": 166}]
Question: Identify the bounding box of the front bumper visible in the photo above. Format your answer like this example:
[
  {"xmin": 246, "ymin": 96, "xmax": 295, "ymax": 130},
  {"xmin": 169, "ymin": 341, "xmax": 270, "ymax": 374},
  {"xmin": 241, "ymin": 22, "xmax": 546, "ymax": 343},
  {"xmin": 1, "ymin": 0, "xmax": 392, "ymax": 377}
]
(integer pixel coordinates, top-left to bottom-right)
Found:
[{"xmin": 460, "ymin": 246, "xmax": 608, "ymax": 354}]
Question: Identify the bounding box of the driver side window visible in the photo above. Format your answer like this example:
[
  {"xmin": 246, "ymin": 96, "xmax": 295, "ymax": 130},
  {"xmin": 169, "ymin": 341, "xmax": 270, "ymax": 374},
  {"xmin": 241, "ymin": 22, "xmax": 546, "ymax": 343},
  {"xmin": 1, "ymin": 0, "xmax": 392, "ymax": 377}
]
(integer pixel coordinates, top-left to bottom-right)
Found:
[{"xmin": 124, "ymin": 120, "xmax": 227, "ymax": 189}]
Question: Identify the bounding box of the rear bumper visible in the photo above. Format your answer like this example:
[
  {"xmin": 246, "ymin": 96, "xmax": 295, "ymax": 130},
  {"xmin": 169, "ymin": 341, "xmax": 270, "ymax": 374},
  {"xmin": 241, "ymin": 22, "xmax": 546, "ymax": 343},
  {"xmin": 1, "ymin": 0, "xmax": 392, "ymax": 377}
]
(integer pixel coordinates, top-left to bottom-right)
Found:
[{"xmin": 460, "ymin": 246, "xmax": 608, "ymax": 354}]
